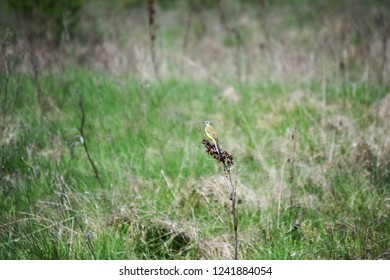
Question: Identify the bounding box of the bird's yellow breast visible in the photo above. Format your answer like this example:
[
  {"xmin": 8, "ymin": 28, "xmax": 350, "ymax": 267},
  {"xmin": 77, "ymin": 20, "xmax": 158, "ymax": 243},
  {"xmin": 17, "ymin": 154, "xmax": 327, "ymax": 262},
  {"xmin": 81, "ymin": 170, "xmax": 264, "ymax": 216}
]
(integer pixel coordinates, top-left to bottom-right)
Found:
[{"xmin": 205, "ymin": 125, "xmax": 219, "ymax": 142}]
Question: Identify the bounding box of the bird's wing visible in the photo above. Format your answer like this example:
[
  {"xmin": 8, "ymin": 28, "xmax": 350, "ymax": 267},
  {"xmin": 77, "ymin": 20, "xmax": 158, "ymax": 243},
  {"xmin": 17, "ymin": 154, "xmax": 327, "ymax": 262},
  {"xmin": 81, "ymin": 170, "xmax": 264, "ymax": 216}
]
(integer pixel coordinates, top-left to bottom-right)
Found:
[{"xmin": 207, "ymin": 126, "xmax": 219, "ymax": 141}]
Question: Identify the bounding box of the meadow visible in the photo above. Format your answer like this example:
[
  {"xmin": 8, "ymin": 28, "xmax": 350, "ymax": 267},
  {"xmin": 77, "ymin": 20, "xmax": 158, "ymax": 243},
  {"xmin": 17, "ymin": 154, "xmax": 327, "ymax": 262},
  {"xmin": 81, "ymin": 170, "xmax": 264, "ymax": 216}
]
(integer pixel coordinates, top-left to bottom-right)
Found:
[{"xmin": 0, "ymin": 0, "xmax": 389, "ymax": 259}]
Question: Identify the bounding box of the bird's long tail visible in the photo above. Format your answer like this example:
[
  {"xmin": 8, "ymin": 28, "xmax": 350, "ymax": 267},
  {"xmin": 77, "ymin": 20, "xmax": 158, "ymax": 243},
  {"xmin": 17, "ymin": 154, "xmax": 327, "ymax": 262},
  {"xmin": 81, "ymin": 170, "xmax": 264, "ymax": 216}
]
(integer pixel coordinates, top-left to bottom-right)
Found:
[
  {"xmin": 214, "ymin": 140, "xmax": 221, "ymax": 155},
  {"xmin": 214, "ymin": 140, "xmax": 228, "ymax": 171}
]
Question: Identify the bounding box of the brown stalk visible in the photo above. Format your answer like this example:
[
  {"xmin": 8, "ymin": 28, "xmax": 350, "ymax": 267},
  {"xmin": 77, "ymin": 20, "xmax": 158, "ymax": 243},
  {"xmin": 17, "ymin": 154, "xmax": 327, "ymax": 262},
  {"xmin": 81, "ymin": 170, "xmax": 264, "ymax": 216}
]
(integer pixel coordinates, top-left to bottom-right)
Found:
[
  {"xmin": 201, "ymin": 138, "xmax": 238, "ymax": 260},
  {"xmin": 147, "ymin": 0, "xmax": 158, "ymax": 79},
  {"xmin": 0, "ymin": 29, "xmax": 11, "ymax": 139},
  {"xmin": 288, "ymin": 127, "xmax": 296, "ymax": 208},
  {"xmin": 182, "ymin": 0, "xmax": 194, "ymax": 52},
  {"xmin": 215, "ymin": 0, "xmax": 244, "ymax": 84},
  {"xmin": 78, "ymin": 97, "xmax": 104, "ymax": 189}
]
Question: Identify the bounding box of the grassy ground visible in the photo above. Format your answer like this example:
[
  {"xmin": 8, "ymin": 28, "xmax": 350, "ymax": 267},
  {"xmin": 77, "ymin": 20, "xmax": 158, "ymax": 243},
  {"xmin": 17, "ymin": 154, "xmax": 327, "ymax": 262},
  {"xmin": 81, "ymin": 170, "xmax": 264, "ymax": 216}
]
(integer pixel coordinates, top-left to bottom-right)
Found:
[{"xmin": 1, "ymin": 0, "xmax": 390, "ymax": 259}]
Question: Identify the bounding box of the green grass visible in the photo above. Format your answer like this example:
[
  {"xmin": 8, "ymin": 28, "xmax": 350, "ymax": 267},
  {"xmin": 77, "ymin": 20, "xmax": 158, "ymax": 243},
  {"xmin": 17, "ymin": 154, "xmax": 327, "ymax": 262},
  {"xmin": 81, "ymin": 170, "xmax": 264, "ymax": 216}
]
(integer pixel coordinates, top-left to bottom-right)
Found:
[
  {"xmin": 1, "ymin": 68, "xmax": 389, "ymax": 260},
  {"xmin": 1, "ymin": 0, "xmax": 390, "ymax": 260}
]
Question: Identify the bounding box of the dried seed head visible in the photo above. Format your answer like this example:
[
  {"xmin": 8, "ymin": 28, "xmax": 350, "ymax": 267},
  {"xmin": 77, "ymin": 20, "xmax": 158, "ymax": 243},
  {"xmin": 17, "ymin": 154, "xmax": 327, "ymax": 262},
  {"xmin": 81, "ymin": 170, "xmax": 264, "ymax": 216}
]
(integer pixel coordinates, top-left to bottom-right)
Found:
[{"xmin": 201, "ymin": 138, "xmax": 234, "ymax": 168}]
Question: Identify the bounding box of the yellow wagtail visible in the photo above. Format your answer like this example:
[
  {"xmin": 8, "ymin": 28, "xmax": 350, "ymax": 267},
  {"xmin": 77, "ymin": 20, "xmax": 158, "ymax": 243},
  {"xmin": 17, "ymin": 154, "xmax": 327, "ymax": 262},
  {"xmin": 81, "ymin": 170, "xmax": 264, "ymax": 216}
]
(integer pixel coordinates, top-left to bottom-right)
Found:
[{"xmin": 203, "ymin": 121, "xmax": 221, "ymax": 154}]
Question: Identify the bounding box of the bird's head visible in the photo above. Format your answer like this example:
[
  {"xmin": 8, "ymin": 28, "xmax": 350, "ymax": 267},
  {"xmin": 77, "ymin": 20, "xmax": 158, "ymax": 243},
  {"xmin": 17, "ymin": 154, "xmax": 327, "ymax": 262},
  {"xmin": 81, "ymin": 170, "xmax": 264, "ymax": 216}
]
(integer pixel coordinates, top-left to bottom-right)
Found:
[{"xmin": 202, "ymin": 120, "xmax": 213, "ymax": 126}]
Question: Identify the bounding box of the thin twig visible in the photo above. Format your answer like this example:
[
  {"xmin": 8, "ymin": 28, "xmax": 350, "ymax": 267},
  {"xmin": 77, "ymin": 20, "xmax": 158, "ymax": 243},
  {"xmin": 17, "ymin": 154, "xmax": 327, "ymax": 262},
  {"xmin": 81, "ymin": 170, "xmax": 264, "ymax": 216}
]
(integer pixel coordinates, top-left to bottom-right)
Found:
[
  {"xmin": 216, "ymin": 0, "xmax": 243, "ymax": 84},
  {"xmin": 224, "ymin": 167, "xmax": 238, "ymax": 260},
  {"xmin": 78, "ymin": 97, "xmax": 104, "ymax": 188},
  {"xmin": 379, "ymin": 17, "xmax": 389, "ymax": 85},
  {"xmin": 201, "ymin": 137, "xmax": 238, "ymax": 259},
  {"xmin": 289, "ymin": 127, "xmax": 296, "ymax": 208},
  {"xmin": 277, "ymin": 159, "xmax": 286, "ymax": 228},
  {"xmin": 182, "ymin": 0, "xmax": 194, "ymax": 52},
  {"xmin": 0, "ymin": 30, "xmax": 10, "ymax": 139},
  {"xmin": 27, "ymin": 32, "xmax": 45, "ymax": 110},
  {"xmin": 147, "ymin": 0, "xmax": 159, "ymax": 79}
]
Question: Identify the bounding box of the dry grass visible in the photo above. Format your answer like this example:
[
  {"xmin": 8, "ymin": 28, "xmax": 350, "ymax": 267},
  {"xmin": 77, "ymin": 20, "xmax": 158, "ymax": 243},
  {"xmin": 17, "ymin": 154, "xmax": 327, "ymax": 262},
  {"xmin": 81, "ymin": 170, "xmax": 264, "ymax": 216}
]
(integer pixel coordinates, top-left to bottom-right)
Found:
[
  {"xmin": 1, "ymin": 0, "xmax": 390, "ymax": 260},
  {"xmin": 1, "ymin": 1, "xmax": 388, "ymax": 85}
]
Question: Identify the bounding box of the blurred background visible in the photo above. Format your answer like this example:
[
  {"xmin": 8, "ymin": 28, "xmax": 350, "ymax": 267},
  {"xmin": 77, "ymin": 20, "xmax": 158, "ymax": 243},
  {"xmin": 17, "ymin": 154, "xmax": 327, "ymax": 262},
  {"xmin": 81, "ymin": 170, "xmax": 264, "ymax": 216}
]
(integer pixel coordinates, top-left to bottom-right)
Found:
[
  {"xmin": 0, "ymin": 0, "xmax": 389, "ymax": 260},
  {"xmin": 1, "ymin": 0, "xmax": 389, "ymax": 83}
]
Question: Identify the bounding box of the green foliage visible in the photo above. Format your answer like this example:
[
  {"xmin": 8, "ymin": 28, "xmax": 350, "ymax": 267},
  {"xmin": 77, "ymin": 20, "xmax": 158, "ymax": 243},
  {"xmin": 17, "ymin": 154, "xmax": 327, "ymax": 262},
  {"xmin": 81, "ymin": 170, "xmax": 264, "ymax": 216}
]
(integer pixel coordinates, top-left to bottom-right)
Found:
[
  {"xmin": 1, "ymin": 0, "xmax": 390, "ymax": 260},
  {"xmin": 8, "ymin": 0, "xmax": 83, "ymax": 16},
  {"xmin": 7, "ymin": 0, "xmax": 84, "ymax": 42},
  {"xmin": 1, "ymin": 69, "xmax": 389, "ymax": 259}
]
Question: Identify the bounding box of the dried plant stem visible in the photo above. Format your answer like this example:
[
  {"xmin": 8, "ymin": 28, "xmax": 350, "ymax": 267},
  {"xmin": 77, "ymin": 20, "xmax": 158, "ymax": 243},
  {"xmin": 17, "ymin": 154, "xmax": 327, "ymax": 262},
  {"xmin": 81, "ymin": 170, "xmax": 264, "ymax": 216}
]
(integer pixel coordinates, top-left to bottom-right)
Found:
[
  {"xmin": 182, "ymin": 0, "xmax": 194, "ymax": 52},
  {"xmin": 0, "ymin": 32, "xmax": 10, "ymax": 139},
  {"xmin": 289, "ymin": 127, "xmax": 296, "ymax": 208},
  {"xmin": 27, "ymin": 34, "xmax": 44, "ymax": 108},
  {"xmin": 220, "ymin": 151, "xmax": 237, "ymax": 260},
  {"xmin": 277, "ymin": 159, "xmax": 286, "ymax": 228},
  {"xmin": 256, "ymin": 0, "xmax": 270, "ymax": 44},
  {"xmin": 147, "ymin": 0, "xmax": 158, "ymax": 79},
  {"xmin": 224, "ymin": 167, "xmax": 238, "ymax": 260},
  {"xmin": 201, "ymin": 138, "xmax": 237, "ymax": 259},
  {"xmin": 216, "ymin": 0, "xmax": 243, "ymax": 84},
  {"xmin": 78, "ymin": 97, "xmax": 104, "ymax": 189},
  {"xmin": 1, "ymin": 41, "xmax": 9, "ymax": 103},
  {"xmin": 380, "ymin": 30, "xmax": 388, "ymax": 85}
]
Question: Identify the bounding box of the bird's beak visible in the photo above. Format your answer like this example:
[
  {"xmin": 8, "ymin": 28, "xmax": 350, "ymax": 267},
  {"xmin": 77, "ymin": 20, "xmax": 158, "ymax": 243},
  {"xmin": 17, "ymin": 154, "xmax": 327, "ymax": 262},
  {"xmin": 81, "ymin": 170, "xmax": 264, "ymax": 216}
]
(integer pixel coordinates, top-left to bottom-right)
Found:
[{"xmin": 202, "ymin": 121, "xmax": 206, "ymax": 124}]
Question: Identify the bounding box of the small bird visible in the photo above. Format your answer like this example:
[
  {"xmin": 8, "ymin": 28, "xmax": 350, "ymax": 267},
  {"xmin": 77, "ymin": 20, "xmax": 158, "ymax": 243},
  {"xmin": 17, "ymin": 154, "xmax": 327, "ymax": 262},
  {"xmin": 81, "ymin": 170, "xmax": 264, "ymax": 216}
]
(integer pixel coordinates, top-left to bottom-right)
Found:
[{"xmin": 203, "ymin": 120, "xmax": 221, "ymax": 154}]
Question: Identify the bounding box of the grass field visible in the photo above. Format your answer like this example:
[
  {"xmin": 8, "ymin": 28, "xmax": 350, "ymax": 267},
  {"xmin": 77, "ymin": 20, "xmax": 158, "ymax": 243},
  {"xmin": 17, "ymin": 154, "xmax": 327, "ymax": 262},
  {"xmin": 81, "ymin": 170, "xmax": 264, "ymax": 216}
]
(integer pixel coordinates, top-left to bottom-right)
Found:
[{"xmin": 1, "ymin": 0, "xmax": 390, "ymax": 260}]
